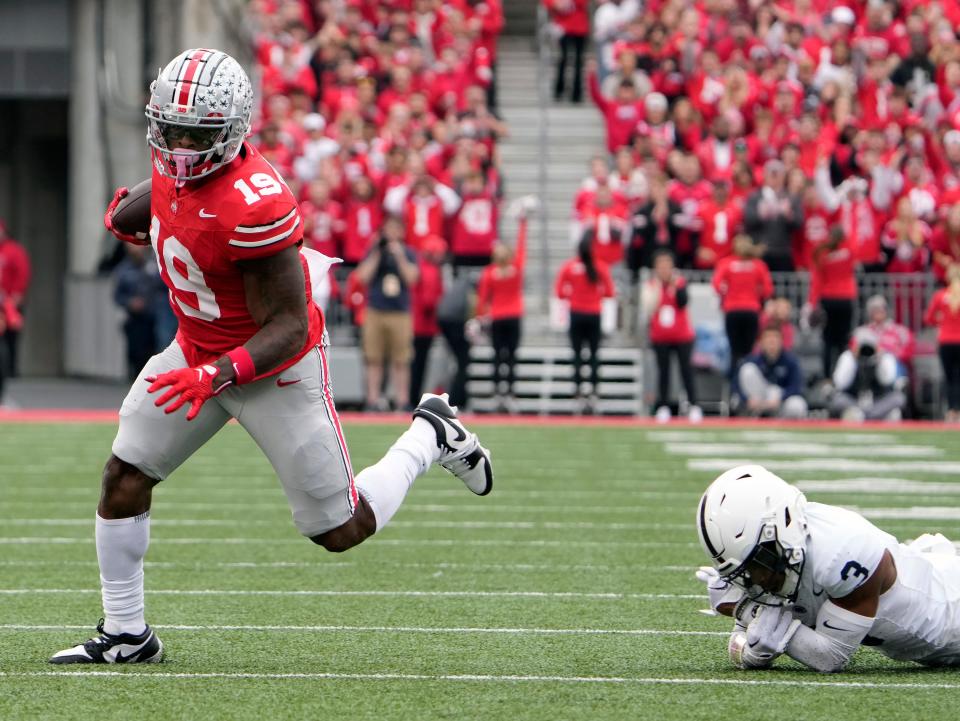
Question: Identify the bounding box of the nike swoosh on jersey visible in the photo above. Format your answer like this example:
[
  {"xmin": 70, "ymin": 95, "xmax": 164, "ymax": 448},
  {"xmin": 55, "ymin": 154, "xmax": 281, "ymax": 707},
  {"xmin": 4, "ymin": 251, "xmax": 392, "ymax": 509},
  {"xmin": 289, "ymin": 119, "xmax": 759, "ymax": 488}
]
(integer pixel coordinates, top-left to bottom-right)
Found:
[
  {"xmin": 198, "ymin": 208, "xmax": 217, "ymax": 218},
  {"xmin": 276, "ymin": 378, "xmax": 301, "ymax": 387}
]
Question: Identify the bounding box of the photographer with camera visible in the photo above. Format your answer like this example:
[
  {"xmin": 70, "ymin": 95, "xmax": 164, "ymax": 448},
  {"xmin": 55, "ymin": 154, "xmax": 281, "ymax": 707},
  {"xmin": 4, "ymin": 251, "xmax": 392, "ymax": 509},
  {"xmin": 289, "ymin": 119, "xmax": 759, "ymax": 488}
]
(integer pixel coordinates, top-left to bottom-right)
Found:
[
  {"xmin": 828, "ymin": 327, "xmax": 907, "ymax": 422},
  {"xmin": 355, "ymin": 217, "xmax": 420, "ymax": 411}
]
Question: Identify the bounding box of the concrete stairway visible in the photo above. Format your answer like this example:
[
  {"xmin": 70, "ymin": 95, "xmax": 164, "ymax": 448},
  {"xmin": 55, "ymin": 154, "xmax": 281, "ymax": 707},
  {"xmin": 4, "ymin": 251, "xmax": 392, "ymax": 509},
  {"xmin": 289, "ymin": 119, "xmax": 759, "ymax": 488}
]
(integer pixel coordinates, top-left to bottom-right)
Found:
[{"xmin": 497, "ymin": 36, "xmax": 608, "ymax": 337}]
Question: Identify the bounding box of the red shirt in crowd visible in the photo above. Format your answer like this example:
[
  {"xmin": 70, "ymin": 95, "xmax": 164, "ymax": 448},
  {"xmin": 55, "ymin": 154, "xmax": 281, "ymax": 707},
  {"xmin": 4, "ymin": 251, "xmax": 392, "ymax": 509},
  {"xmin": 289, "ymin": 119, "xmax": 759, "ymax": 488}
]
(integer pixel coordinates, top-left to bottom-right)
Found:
[
  {"xmin": 711, "ymin": 256, "xmax": 773, "ymax": 313},
  {"xmin": 808, "ymin": 240, "xmax": 858, "ymax": 305},
  {"xmin": 476, "ymin": 218, "xmax": 526, "ymax": 320},
  {"xmin": 300, "ymin": 199, "xmax": 345, "ymax": 259},
  {"xmin": 411, "ymin": 259, "xmax": 444, "ymax": 337},
  {"xmin": 0, "ymin": 236, "xmax": 31, "ymax": 302},
  {"xmin": 452, "ymin": 191, "xmax": 498, "ymax": 258},
  {"xmin": 582, "ymin": 198, "xmax": 629, "ymax": 266},
  {"xmin": 696, "ymin": 199, "xmax": 743, "ymax": 269},
  {"xmin": 930, "ymin": 226, "xmax": 960, "ymax": 284},
  {"xmin": 648, "ymin": 276, "xmax": 695, "ymax": 344},
  {"xmin": 588, "ymin": 73, "xmax": 646, "ymax": 153},
  {"xmin": 554, "ymin": 258, "xmax": 616, "ymax": 315},
  {"xmin": 342, "ymin": 198, "xmax": 383, "ymax": 264},
  {"xmin": 925, "ymin": 289, "xmax": 960, "ymax": 344},
  {"xmin": 542, "ymin": 0, "xmax": 589, "ymax": 36}
]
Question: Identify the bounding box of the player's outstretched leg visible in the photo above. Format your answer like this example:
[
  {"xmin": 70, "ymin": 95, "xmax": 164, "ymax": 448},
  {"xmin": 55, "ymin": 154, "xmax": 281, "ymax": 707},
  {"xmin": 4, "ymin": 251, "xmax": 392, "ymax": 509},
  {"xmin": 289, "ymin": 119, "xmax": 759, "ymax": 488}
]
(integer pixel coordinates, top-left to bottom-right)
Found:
[
  {"xmin": 412, "ymin": 393, "xmax": 493, "ymax": 496},
  {"xmin": 313, "ymin": 393, "xmax": 493, "ymax": 551},
  {"xmin": 49, "ymin": 456, "xmax": 164, "ymax": 664}
]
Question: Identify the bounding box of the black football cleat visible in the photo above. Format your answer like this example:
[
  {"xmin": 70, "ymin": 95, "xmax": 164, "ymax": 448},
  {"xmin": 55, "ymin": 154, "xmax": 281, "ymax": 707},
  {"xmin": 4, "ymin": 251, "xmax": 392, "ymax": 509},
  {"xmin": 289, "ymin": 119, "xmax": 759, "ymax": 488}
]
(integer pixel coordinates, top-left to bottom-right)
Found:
[
  {"xmin": 413, "ymin": 393, "xmax": 493, "ymax": 496},
  {"xmin": 49, "ymin": 620, "xmax": 164, "ymax": 664}
]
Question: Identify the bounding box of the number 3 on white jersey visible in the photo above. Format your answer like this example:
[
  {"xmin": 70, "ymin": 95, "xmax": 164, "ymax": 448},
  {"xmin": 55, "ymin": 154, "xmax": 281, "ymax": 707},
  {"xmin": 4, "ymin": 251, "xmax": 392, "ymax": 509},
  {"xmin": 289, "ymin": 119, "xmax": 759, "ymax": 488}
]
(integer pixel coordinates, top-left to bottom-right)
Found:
[{"xmin": 151, "ymin": 217, "xmax": 221, "ymax": 321}]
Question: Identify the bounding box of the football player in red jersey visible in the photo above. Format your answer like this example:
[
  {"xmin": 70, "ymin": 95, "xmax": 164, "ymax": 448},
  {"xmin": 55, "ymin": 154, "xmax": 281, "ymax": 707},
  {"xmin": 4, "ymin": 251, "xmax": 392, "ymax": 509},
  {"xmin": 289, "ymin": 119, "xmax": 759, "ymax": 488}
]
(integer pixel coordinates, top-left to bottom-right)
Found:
[{"xmin": 50, "ymin": 49, "xmax": 494, "ymax": 666}]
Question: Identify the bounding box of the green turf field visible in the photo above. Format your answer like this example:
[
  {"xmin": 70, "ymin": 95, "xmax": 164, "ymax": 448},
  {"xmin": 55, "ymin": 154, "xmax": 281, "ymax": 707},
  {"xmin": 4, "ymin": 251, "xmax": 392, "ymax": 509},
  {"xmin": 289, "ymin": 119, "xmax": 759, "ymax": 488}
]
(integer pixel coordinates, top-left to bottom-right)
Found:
[{"xmin": 2, "ymin": 421, "xmax": 960, "ymax": 720}]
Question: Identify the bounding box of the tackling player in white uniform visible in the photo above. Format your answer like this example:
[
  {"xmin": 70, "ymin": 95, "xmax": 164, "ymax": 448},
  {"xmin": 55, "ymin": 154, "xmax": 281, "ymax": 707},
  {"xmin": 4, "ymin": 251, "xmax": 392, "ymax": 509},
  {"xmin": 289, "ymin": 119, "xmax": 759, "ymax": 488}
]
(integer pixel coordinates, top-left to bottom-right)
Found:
[{"xmin": 696, "ymin": 465, "xmax": 960, "ymax": 672}]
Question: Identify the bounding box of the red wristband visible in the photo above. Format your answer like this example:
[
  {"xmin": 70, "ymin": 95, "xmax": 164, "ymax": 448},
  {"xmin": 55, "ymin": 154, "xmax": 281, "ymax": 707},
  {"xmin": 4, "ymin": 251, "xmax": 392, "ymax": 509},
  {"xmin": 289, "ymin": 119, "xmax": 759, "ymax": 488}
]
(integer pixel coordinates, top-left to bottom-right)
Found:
[{"xmin": 225, "ymin": 346, "xmax": 256, "ymax": 385}]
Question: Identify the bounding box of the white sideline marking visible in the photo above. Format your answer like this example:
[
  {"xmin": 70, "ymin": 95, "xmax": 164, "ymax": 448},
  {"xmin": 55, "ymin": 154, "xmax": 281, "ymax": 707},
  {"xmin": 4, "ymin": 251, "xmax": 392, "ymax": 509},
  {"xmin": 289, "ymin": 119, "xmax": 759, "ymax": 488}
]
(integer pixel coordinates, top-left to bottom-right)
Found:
[
  {"xmin": 666, "ymin": 443, "xmax": 941, "ymax": 458},
  {"xmin": 0, "ymin": 537, "xmax": 699, "ymax": 548},
  {"xmin": 646, "ymin": 431, "xmax": 895, "ymax": 443},
  {"xmin": 0, "ymin": 623, "xmax": 725, "ymax": 638},
  {"xmin": 0, "ymin": 588, "xmax": 703, "ymax": 600},
  {"xmin": 854, "ymin": 507, "xmax": 960, "ymax": 521},
  {"xmin": 0, "ymin": 519, "xmax": 689, "ymax": 532},
  {"xmin": 3, "ymin": 670, "xmax": 959, "ymax": 690},
  {"xmin": 0, "ymin": 560, "xmax": 695, "ymax": 573},
  {"xmin": 688, "ymin": 459, "xmax": 960, "ymax": 474},
  {"xmin": 797, "ymin": 479, "xmax": 960, "ymax": 496}
]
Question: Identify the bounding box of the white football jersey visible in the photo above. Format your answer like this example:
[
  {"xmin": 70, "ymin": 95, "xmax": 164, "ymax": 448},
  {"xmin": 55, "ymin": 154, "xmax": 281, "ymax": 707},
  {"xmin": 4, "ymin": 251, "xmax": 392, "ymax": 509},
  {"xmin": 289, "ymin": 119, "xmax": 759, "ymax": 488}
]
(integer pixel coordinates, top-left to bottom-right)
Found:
[{"xmin": 792, "ymin": 502, "xmax": 960, "ymax": 665}]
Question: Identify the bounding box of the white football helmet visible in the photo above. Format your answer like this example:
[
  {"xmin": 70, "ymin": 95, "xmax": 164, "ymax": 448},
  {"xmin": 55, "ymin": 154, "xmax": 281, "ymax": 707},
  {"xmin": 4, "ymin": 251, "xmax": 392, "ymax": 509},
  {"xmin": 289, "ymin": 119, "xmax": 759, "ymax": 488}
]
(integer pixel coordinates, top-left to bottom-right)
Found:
[
  {"xmin": 696, "ymin": 465, "xmax": 809, "ymax": 602},
  {"xmin": 145, "ymin": 48, "xmax": 253, "ymax": 185}
]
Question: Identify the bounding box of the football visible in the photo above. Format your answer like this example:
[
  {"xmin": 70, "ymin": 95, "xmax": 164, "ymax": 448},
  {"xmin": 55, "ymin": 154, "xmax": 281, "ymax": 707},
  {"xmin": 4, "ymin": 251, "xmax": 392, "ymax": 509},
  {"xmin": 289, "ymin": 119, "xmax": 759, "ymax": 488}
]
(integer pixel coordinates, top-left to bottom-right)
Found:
[{"xmin": 111, "ymin": 178, "xmax": 152, "ymax": 243}]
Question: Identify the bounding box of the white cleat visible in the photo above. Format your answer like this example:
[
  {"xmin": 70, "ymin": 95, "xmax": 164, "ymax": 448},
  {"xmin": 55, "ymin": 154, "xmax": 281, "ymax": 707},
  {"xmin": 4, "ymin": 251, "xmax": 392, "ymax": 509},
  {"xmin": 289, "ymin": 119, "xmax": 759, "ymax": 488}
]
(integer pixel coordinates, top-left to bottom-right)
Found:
[
  {"xmin": 413, "ymin": 393, "xmax": 493, "ymax": 495},
  {"xmin": 49, "ymin": 620, "xmax": 163, "ymax": 664}
]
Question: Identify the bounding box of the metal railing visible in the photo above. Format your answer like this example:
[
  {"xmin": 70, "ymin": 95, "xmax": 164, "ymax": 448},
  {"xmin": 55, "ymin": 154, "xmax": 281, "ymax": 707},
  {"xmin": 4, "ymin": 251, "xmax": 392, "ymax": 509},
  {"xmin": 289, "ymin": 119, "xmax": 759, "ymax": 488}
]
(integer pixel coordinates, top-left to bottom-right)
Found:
[
  {"xmin": 628, "ymin": 269, "xmax": 939, "ymax": 340},
  {"xmin": 535, "ymin": 3, "xmax": 553, "ymax": 315}
]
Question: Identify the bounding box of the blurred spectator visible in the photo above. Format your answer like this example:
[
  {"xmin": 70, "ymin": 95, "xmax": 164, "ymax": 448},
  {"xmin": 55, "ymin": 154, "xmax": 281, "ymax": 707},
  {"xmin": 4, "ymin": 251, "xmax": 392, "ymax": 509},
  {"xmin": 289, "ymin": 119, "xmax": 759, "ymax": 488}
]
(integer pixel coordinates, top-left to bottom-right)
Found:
[
  {"xmin": 593, "ymin": 0, "xmax": 640, "ymax": 81},
  {"xmin": 667, "ymin": 153, "xmax": 711, "ymax": 268},
  {"xmin": 342, "ymin": 176, "xmax": 383, "ymax": 268},
  {"xmin": 476, "ymin": 203, "xmax": 533, "ymax": 413},
  {"xmin": 601, "ymin": 43, "xmax": 652, "ymax": 99},
  {"xmin": 759, "ymin": 298, "xmax": 796, "ymax": 352},
  {"xmin": 695, "ymin": 180, "xmax": 742, "ymax": 270},
  {"xmin": 451, "ymin": 170, "xmax": 498, "ymax": 269},
  {"xmin": 0, "ymin": 220, "xmax": 30, "ymax": 377},
  {"xmin": 629, "ymin": 174, "xmax": 681, "ymax": 275},
  {"xmin": 113, "ymin": 245, "xmax": 167, "ymax": 381},
  {"xmin": 734, "ymin": 325, "xmax": 808, "ymax": 420},
  {"xmin": 806, "ymin": 225, "xmax": 857, "ymax": 379},
  {"xmin": 744, "ymin": 160, "xmax": 803, "ymax": 271},
  {"xmin": 437, "ymin": 271, "xmax": 477, "ymax": 410},
  {"xmin": 924, "ymin": 265, "xmax": 960, "ymax": 423},
  {"xmin": 355, "ymin": 217, "xmax": 419, "ymax": 412},
  {"xmin": 829, "ymin": 329, "xmax": 907, "ymax": 422},
  {"xmin": 642, "ymin": 250, "xmax": 700, "ymax": 424},
  {"xmin": 587, "ymin": 58, "xmax": 645, "ymax": 153},
  {"xmin": 882, "ymin": 196, "xmax": 931, "ymax": 273},
  {"xmin": 931, "ymin": 203, "xmax": 960, "ymax": 284},
  {"xmin": 384, "ymin": 175, "xmax": 460, "ymax": 252},
  {"xmin": 712, "ymin": 235, "xmax": 773, "ymax": 373},
  {"xmin": 860, "ymin": 295, "xmax": 915, "ymax": 379},
  {"xmin": 580, "ymin": 184, "xmax": 629, "ymax": 267},
  {"xmin": 301, "ymin": 178, "xmax": 344, "ymax": 259},
  {"xmin": 544, "ymin": 0, "xmax": 589, "ymax": 103},
  {"xmin": 555, "ymin": 237, "xmax": 616, "ymax": 413},
  {"xmin": 409, "ymin": 235, "xmax": 447, "ymax": 408}
]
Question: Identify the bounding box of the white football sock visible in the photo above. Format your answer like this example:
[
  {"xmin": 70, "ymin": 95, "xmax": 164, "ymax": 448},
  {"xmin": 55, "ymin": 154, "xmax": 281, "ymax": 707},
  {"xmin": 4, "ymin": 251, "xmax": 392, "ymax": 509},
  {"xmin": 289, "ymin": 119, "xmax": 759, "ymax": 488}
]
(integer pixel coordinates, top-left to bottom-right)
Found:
[
  {"xmin": 96, "ymin": 512, "xmax": 150, "ymax": 636},
  {"xmin": 356, "ymin": 418, "xmax": 440, "ymax": 530}
]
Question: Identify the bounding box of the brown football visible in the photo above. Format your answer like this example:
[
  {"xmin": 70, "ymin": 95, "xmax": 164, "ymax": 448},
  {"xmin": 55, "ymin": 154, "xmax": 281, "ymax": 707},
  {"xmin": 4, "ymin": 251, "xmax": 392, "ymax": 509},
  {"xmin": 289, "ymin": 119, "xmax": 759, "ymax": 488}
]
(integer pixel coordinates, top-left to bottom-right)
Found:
[{"xmin": 111, "ymin": 178, "xmax": 152, "ymax": 243}]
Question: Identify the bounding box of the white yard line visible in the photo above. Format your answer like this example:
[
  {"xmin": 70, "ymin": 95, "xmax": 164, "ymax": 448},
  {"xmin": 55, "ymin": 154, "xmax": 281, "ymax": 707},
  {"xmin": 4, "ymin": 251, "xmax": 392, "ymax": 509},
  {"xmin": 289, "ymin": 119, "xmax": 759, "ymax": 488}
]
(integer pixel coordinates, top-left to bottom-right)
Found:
[
  {"xmin": 688, "ymin": 459, "xmax": 960, "ymax": 474},
  {"xmin": 666, "ymin": 443, "xmax": 941, "ymax": 458},
  {"xmin": 0, "ymin": 560, "xmax": 695, "ymax": 572},
  {"xmin": 1, "ymin": 670, "xmax": 958, "ymax": 690},
  {"xmin": 0, "ymin": 588, "xmax": 703, "ymax": 600},
  {"xmin": 797, "ymin": 479, "xmax": 960, "ymax": 495},
  {"xmin": 0, "ymin": 623, "xmax": 724, "ymax": 637},
  {"xmin": 853, "ymin": 507, "xmax": 960, "ymax": 521},
  {"xmin": 0, "ymin": 537, "xmax": 699, "ymax": 548},
  {"xmin": 646, "ymin": 431, "xmax": 896, "ymax": 443},
  {"xmin": 0, "ymin": 519, "xmax": 689, "ymax": 532}
]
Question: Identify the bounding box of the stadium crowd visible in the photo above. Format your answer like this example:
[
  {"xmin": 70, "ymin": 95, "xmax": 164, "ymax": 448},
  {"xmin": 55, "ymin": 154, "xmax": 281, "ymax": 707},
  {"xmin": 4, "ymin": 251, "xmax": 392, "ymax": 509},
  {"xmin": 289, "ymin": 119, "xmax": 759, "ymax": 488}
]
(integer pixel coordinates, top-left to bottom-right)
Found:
[
  {"xmin": 91, "ymin": 0, "xmax": 960, "ymax": 420},
  {"xmin": 546, "ymin": 0, "xmax": 960, "ymax": 420}
]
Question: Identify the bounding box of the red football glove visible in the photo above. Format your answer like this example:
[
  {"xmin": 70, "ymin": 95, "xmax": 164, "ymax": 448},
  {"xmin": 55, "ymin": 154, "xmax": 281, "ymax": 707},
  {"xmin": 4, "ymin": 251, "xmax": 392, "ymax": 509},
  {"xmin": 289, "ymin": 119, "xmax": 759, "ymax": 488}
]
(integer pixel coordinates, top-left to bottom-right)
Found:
[
  {"xmin": 146, "ymin": 364, "xmax": 231, "ymax": 421},
  {"xmin": 104, "ymin": 186, "xmax": 143, "ymax": 244}
]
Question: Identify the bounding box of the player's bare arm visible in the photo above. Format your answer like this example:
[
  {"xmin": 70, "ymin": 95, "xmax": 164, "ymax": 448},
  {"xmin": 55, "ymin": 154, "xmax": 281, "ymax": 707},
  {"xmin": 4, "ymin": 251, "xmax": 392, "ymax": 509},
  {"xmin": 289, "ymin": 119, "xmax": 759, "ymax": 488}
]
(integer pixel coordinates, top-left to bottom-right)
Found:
[{"xmin": 210, "ymin": 245, "xmax": 309, "ymax": 385}]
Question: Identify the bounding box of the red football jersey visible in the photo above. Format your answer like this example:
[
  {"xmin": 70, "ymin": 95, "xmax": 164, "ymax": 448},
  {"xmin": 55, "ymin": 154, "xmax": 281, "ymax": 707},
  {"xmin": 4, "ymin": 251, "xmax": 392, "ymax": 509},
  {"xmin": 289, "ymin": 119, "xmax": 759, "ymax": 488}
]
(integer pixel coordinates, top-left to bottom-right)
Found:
[{"xmin": 150, "ymin": 142, "xmax": 323, "ymax": 374}]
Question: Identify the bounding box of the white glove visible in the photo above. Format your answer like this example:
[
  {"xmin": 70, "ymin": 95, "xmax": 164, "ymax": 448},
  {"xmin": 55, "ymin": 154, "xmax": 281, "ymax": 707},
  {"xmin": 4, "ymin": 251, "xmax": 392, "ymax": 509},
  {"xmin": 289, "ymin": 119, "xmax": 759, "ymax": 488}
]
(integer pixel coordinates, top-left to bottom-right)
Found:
[
  {"xmin": 695, "ymin": 566, "xmax": 744, "ymax": 616},
  {"xmin": 745, "ymin": 604, "xmax": 801, "ymax": 660}
]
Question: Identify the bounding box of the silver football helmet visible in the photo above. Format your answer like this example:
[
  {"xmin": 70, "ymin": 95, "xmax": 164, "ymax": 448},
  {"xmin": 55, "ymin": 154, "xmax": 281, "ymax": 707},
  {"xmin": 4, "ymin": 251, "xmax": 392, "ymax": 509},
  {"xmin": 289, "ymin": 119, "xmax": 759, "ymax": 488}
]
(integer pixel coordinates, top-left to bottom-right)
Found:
[
  {"xmin": 145, "ymin": 48, "xmax": 253, "ymax": 185},
  {"xmin": 696, "ymin": 465, "xmax": 809, "ymax": 602}
]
